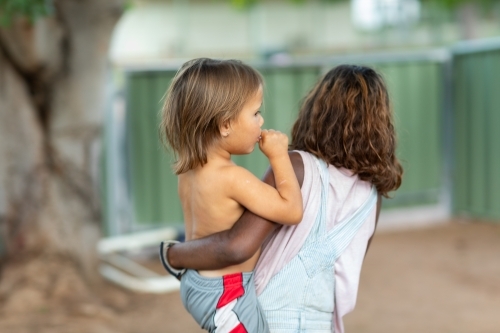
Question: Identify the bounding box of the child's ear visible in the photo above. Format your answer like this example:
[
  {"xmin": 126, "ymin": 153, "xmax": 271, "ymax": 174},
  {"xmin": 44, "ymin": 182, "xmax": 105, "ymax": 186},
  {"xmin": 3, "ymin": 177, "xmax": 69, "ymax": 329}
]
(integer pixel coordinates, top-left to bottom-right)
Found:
[{"xmin": 220, "ymin": 120, "xmax": 231, "ymax": 137}]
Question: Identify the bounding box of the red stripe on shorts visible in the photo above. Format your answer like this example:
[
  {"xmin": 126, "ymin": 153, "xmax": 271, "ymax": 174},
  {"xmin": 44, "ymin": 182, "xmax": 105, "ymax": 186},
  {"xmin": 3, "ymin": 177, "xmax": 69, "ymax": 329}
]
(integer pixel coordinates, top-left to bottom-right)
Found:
[
  {"xmin": 216, "ymin": 273, "xmax": 245, "ymax": 308},
  {"xmin": 229, "ymin": 323, "xmax": 247, "ymax": 333}
]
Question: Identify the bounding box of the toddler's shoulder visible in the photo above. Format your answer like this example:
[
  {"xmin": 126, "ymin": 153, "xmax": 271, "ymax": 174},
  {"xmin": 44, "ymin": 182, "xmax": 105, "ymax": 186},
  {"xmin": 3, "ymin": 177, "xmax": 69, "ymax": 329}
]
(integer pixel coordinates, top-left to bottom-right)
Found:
[{"xmin": 216, "ymin": 164, "xmax": 255, "ymax": 183}]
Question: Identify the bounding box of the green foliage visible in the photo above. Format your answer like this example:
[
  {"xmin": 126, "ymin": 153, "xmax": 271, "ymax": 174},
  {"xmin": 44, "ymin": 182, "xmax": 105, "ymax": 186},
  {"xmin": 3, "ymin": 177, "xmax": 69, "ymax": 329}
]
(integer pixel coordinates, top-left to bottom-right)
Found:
[
  {"xmin": 289, "ymin": 0, "xmax": 346, "ymax": 3},
  {"xmin": 230, "ymin": 0, "xmax": 257, "ymax": 9},
  {"xmin": 421, "ymin": 0, "xmax": 499, "ymax": 9},
  {"xmin": 124, "ymin": 0, "xmax": 135, "ymax": 12},
  {"xmin": 229, "ymin": 0, "xmax": 345, "ymax": 9},
  {"xmin": 0, "ymin": 0, "xmax": 52, "ymax": 26}
]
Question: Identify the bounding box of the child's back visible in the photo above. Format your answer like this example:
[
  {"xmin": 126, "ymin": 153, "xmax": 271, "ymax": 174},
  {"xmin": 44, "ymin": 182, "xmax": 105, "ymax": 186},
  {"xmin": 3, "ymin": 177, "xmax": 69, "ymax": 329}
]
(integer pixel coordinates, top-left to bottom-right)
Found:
[{"xmin": 179, "ymin": 160, "xmax": 262, "ymax": 276}]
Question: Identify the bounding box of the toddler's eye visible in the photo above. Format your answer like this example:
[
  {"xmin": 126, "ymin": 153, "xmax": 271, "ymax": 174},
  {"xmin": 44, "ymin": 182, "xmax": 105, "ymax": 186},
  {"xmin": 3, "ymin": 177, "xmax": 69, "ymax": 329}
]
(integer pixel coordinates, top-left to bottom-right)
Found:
[{"xmin": 255, "ymin": 111, "xmax": 261, "ymax": 116}]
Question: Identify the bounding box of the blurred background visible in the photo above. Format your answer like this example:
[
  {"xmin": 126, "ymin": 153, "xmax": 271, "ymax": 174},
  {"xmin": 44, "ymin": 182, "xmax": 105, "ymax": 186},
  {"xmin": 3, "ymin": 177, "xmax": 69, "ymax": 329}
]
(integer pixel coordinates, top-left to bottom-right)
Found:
[
  {"xmin": 0, "ymin": 0, "xmax": 499, "ymax": 332},
  {"xmin": 106, "ymin": 0, "xmax": 500, "ymax": 235}
]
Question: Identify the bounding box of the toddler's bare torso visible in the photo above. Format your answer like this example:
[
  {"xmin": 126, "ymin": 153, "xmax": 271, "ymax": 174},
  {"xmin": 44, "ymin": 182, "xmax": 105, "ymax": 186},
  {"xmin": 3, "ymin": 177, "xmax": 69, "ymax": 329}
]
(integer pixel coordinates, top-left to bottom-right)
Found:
[{"xmin": 178, "ymin": 161, "xmax": 260, "ymax": 277}]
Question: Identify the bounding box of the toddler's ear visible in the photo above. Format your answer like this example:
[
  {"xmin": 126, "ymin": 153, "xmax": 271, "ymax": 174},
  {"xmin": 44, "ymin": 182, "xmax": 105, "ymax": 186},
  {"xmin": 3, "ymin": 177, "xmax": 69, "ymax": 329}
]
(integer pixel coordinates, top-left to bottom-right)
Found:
[{"xmin": 220, "ymin": 121, "xmax": 231, "ymax": 137}]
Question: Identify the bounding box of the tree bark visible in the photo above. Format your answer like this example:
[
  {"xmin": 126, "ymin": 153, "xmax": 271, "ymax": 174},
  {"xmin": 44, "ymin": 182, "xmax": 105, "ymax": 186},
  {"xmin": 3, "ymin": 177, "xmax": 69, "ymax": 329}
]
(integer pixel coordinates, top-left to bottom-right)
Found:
[
  {"xmin": 0, "ymin": 0, "xmax": 124, "ymax": 311},
  {"xmin": 457, "ymin": 2, "xmax": 479, "ymax": 40}
]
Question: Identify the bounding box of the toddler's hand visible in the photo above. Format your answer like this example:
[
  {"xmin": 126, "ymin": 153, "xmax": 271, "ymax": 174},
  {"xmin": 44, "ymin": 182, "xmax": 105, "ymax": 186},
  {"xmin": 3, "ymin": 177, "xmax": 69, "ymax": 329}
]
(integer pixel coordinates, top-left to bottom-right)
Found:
[{"xmin": 259, "ymin": 129, "xmax": 289, "ymax": 159}]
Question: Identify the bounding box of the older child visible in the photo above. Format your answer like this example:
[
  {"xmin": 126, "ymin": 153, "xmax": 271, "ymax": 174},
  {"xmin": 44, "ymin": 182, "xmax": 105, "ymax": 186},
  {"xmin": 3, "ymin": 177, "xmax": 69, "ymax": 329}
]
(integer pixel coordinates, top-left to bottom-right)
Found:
[
  {"xmin": 163, "ymin": 65, "xmax": 403, "ymax": 333},
  {"xmin": 159, "ymin": 58, "xmax": 302, "ymax": 333}
]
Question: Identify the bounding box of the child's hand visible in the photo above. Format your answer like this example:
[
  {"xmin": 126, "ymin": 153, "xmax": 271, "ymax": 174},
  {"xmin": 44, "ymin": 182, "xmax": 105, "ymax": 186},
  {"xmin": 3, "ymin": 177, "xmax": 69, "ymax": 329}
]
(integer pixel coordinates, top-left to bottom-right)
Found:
[{"xmin": 259, "ymin": 129, "xmax": 289, "ymax": 159}]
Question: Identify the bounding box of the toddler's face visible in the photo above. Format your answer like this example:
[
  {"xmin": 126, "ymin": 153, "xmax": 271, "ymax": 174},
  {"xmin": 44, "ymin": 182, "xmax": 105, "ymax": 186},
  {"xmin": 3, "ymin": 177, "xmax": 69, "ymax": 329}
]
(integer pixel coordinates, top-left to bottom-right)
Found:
[{"xmin": 224, "ymin": 86, "xmax": 264, "ymax": 155}]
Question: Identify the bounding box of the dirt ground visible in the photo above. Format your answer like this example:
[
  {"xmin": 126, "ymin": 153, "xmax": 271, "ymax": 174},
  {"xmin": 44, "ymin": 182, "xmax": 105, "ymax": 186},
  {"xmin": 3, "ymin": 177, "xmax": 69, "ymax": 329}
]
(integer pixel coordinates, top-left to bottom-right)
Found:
[{"xmin": 0, "ymin": 220, "xmax": 499, "ymax": 333}]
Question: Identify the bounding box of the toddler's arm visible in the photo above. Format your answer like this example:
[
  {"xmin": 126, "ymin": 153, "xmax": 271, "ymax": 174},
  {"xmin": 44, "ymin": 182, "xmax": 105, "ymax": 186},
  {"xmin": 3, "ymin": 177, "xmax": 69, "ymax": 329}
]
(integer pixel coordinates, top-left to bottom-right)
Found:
[
  {"xmin": 168, "ymin": 152, "xmax": 304, "ymax": 270},
  {"xmin": 227, "ymin": 130, "xmax": 302, "ymax": 225}
]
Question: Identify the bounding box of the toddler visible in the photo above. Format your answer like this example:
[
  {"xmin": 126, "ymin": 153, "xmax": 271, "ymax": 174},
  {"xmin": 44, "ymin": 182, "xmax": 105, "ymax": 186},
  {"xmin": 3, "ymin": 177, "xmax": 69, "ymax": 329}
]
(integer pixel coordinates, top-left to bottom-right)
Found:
[{"xmin": 159, "ymin": 58, "xmax": 303, "ymax": 333}]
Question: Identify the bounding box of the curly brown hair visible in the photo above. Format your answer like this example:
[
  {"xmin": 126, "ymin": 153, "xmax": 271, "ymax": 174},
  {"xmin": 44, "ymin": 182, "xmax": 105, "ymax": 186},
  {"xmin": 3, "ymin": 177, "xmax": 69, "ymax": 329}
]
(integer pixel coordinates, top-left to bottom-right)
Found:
[{"xmin": 291, "ymin": 65, "xmax": 403, "ymax": 197}]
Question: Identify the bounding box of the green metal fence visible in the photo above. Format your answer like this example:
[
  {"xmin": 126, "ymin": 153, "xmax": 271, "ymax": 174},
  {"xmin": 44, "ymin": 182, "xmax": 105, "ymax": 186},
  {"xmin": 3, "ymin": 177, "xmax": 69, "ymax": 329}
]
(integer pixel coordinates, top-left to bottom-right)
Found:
[
  {"xmin": 371, "ymin": 60, "xmax": 445, "ymax": 208},
  {"xmin": 452, "ymin": 40, "xmax": 500, "ymax": 220},
  {"xmin": 122, "ymin": 53, "xmax": 447, "ymax": 229}
]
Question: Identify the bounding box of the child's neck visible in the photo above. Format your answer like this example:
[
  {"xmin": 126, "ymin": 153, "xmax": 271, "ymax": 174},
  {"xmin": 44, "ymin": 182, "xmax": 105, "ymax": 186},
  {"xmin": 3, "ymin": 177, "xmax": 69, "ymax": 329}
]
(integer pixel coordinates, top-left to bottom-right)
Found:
[{"xmin": 205, "ymin": 145, "xmax": 233, "ymax": 165}]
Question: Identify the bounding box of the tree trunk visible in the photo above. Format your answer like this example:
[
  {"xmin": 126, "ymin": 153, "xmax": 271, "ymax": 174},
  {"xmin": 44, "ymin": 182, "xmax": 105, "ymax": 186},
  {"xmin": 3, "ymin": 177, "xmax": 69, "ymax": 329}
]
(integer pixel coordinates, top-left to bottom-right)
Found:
[
  {"xmin": 457, "ymin": 2, "xmax": 479, "ymax": 40},
  {"xmin": 0, "ymin": 0, "xmax": 123, "ymax": 313}
]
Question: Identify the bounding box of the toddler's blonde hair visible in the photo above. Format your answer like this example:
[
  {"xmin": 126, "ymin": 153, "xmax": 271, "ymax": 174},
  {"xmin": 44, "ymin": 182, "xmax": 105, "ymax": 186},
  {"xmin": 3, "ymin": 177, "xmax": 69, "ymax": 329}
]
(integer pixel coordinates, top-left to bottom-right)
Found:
[{"xmin": 161, "ymin": 58, "xmax": 263, "ymax": 174}]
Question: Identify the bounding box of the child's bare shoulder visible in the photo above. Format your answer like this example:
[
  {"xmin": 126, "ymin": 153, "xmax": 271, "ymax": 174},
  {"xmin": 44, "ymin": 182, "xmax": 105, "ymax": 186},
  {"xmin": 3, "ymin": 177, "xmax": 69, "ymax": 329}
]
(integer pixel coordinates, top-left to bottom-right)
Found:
[{"xmin": 217, "ymin": 164, "xmax": 256, "ymax": 183}]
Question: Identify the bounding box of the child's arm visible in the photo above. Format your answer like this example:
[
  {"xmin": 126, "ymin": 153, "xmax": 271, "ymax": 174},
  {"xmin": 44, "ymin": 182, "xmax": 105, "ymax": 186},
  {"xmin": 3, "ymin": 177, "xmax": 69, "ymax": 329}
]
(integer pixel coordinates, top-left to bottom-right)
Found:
[
  {"xmin": 226, "ymin": 130, "xmax": 303, "ymax": 225},
  {"xmin": 167, "ymin": 152, "xmax": 304, "ymax": 270}
]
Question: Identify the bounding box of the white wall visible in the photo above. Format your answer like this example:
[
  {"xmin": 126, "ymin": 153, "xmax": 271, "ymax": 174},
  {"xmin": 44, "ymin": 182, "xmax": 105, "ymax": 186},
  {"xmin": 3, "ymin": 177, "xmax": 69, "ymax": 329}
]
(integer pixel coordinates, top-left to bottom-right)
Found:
[
  {"xmin": 110, "ymin": 1, "xmax": 370, "ymax": 64},
  {"xmin": 110, "ymin": 1, "xmax": 500, "ymax": 65}
]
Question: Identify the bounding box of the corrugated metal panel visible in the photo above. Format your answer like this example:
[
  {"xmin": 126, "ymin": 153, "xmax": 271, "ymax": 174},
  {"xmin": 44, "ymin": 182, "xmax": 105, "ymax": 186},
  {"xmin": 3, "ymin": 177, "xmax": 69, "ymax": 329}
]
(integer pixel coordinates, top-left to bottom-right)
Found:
[
  {"xmin": 453, "ymin": 48, "xmax": 500, "ymax": 219},
  {"xmin": 126, "ymin": 71, "xmax": 183, "ymax": 228},
  {"xmin": 376, "ymin": 62, "xmax": 443, "ymax": 207}
]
